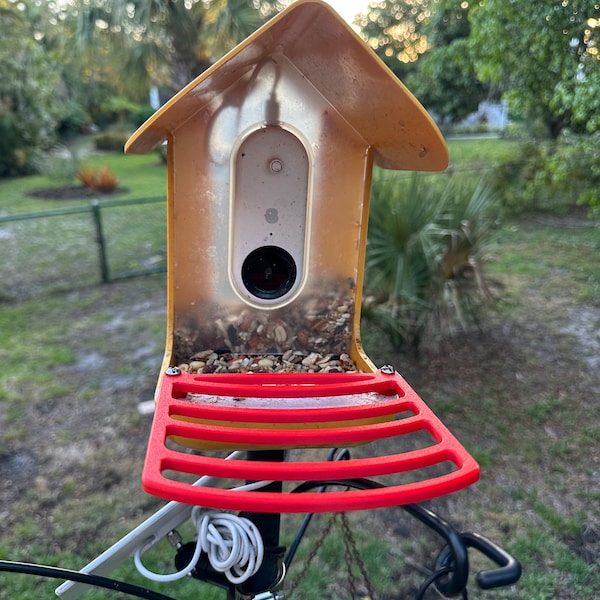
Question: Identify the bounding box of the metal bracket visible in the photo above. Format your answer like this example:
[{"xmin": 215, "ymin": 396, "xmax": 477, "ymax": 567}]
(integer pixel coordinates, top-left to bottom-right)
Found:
[{"xmin": 55, "ymin": 451, "xmax": 245, "ymax": 599}]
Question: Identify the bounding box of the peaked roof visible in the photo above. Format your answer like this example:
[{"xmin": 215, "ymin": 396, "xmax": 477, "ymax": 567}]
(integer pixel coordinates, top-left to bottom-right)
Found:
[{"xmin": 125, "ymin": 0, "xmax": 448, "ymax": 172}]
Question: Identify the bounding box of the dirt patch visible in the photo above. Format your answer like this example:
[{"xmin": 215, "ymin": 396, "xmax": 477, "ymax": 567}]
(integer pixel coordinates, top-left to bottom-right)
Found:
[{"xmin": 0, "ymin": 278, "xmax": 166, "ymax": 525}]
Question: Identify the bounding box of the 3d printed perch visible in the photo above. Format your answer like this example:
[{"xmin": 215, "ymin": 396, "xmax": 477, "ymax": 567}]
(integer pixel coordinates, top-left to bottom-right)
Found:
[{"xmin": 141, "ymin": 368, "xmax": 480, "ymax": 512}]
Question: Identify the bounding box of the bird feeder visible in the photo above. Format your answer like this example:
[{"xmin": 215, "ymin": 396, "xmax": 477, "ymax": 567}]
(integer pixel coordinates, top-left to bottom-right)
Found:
[{"xmin": 125, "ymin": 0, "xmax": 479, "ymax": 512}]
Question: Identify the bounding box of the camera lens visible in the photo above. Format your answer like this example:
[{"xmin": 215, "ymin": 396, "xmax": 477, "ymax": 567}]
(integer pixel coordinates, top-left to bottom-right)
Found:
[{"xmin": 241, "ymin": 246, "xmax": 297, "ymax": 300}]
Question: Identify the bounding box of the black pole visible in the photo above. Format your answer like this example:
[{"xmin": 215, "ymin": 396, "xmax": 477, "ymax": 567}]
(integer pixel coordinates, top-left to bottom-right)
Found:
[{"xmin": 236, "ymin": 450, "xmax": 285, "ymax": 598}]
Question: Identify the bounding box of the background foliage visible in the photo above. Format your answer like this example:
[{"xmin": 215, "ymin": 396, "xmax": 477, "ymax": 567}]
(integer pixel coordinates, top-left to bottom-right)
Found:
[
  {"xmin": 364, "ymin": 172, "xmax": 498, "ymax": 350},
  {"xmin": 0, "ymin": 5, "xmax": 61, "ymax": 176},
  {"xmin": 469, "ymin": 0, "xmax": 600, "ymax": 138},
  {"xmin": 1, "ymin": 0, "xmax": 598, "ymax": 176}
]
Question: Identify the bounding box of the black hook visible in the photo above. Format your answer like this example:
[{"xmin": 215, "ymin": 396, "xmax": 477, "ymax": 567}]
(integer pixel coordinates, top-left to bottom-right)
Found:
[
  {"xmin": 402, "ymin": 504, "xmax": 469, "ymax": 596},
  {"xmin": 435, "ymin": 531, "xmax": 521, "ymax": 591},
  {"xmin": 287, "ymin": 476, "xmax": 521, "ymax": 598}
]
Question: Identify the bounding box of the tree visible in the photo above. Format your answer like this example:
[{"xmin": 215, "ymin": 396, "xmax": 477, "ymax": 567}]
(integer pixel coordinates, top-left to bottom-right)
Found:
[
  {"xmin": 405, "ymin": 0, "xmax": 490, "ymax": 123},
  {"xmin": 355, "ymin": 0, "xmax": 436, "ymax": 79},
  {"xmin": 0, "ymin": 2, "xmax": 61, "ymax": 176},
  {"xmin": 356, "ymin": 0, "xmax": 490, "ymax": 121},
  {"xmin": 75, "ymin": 0, "xmax": 285, "ymax": 93},
  {"xmin": 469, "ymin": 0, "xmax": 600, "ymax": 138},
  {"xmin": 18, "ymin": 0, "xmax": 129, "ymax": 136}
]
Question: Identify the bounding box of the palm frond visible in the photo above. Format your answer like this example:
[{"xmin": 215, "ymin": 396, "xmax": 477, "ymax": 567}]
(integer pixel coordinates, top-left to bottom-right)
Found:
[{"xmin": 364, "ymin": 172, "xmax": 497, "ymax": 350}]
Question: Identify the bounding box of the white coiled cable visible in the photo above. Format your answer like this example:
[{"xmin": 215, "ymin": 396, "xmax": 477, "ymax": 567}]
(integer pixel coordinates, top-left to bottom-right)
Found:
[
  {"xmin": 193, "ymin": 508, "xmax": 264, "ymax": 584},
  {"xmin": 134, "ymin": 530, "xmax": 202, "ymax": 583},
  {"xmin": 134, "ymin": 481, "xmax": 268, "ymax": 584}
]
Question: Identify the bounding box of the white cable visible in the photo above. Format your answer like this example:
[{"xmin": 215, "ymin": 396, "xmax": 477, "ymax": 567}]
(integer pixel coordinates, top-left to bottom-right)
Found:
[
  {"xmin": 230, "ymin": 479, "xmax": 274, "ymax": 492},
  {"xmin": 133, "ymin": 532, "xmax": 203, "ymax": 583},
  {"xmin": 133, "ymin": 479, "xmax": 271, "ymax": 584},
  {"xmin": 193, "ymin": 508, "xmax": 264, "ymax": 584}
]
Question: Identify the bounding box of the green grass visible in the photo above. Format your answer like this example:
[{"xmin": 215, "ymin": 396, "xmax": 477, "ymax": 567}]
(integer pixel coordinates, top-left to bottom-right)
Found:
[
  {"xmin": 0, "ymin": 150, "xmax": 166, "ymax": 215},
  {"xmin": 82, "ymin": 152, "xmax": 167, "ymax": 200},
  {"xmin": 371, "ymin": 138, "xmax": 525, "ymax": 213},
  {"xmin": 362, "ymin": 211, "xmax": 599, "ymax": 597},
  {"xmin": 447, "ymin": 137, "xmax": 522, "ymax": 169},
  {"xmin": 1, "ymin": 217, "xmax": 596, "ymax": 598},
  {"xmin": 0, "ymin": 296, "xmax": 79, "ymax": 407},
  {"xmin": 486, "ymin": 220, "xmax": 600, "ymax": 304},
  {"xmin": 0, "ymin": 142, "xmax": 168, "ymax": 299},
  {"xmin": 0, "ymin": 136, "xmax": 525, "ymax": 303}
]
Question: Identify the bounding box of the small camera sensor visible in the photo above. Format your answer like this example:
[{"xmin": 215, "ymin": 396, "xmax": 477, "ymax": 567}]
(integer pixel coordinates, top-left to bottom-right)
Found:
[{"xmin": 241, "ymin": 246, "xmax": 297, "ymax": 300}]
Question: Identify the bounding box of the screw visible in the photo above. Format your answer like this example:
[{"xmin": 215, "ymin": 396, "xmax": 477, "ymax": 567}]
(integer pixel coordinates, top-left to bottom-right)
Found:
[
  {"xmin": 165, "ymin": 366, "xmax": 181, "ymax": 376},
  {"xmin": 270, "ymin": 159, "xmax": 283, "ymax": 173},
  {"xmin": 167, "ymin": 529, "xmax": 183, "ymax": 549},
  {"xmin": 380, "ymin": 364, "xmax": 395, "ymax": 375}
]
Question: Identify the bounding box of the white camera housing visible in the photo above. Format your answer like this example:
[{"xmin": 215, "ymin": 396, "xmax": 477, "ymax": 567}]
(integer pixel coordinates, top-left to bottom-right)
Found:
[{"xmin": 229, "ymin": 124, "xmax": 311, "ymax": 307}]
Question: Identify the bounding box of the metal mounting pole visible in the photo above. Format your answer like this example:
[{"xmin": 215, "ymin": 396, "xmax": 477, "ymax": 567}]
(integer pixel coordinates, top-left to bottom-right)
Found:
[{"xmin": 236, "ymin": 450, "xmax": 286, "ymax": 599}]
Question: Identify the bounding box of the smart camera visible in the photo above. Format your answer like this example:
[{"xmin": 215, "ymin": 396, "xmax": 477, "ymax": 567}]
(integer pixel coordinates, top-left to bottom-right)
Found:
[{"xmin": 229, "ymin": 124, "xmax": 310, "ymax": 307}]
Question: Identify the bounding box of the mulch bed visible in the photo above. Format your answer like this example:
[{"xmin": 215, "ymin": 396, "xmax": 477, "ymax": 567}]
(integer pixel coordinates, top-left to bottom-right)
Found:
[{"xmin": 27, "ymin": 186, "xmax": 128, "ymax": 200}]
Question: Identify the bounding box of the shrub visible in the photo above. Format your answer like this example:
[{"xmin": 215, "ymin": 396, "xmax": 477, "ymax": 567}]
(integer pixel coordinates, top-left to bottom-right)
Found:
[
  {"xmin": 489, "ymin": 142, "xmax": 549, "ymax": 214},
  {"xmin": 94, "ymin": 131, "xmax": 128, "ymax": 152},
  {"xmin": 57, "ymin": 101, "xmax": 89, "ymax": 140},
  {"xmin": 77, "ymin": 165, "xmax": 119, "ymax": 193},
  {"xmin": 96, "ymin": 96, "xmax": 140, "ymax": 126},
  {"xmin": 558, "ymin": 134, "xmax": 600, "ymax": 219},
  {"xmin": 34, "ymin": 148, "xmax": 80, "ymax": 183},
  {"xmin": 130, "ymin": 104, "xmax": 156, "ymax": 129},
  {"xmin": 363, "ymin": 173, "xmax": 497, "ymax": 351},
  {"xmin": 95, "ymin": 96, "xmax": 154, "ymax": 130},
  {"xmin": 0, "ymin": 32, "xmax": 60, "ymax": 177},
  {"xmin": 95, "ymin": 167, "xmax": 119, "ymax": 192},
  {"xmin": 490, "ymin": 137, "xmax": 600, "ymax": 216}
]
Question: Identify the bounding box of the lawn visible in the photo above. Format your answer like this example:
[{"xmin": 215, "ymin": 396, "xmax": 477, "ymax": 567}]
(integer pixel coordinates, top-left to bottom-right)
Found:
[
  {"xmin": 1, "ymin": 136, "xmax": 598, "ymax": 599},
  {"xmin": 0, "ymin": 145, "xmax": 167, "ymax": 301},
  {"xmin": 0, "ymin": 149, "xmax": 167, "ymax": 215}
]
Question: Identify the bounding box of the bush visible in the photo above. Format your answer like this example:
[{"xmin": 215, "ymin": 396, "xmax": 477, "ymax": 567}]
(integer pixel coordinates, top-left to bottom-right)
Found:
[
  {"xmin": 95, "ymin": 96, "xmax": 154, "ymax": 130},
  {"xmin": 130, "ymin": 104, "xmax": 156, "ymax": 129},
  {"xmin": 0, "ymin": 32, "xmax": 60, "ymax": 177},
  {"xmin": 490, "ymin": 137, "xmax": 600, "ymax": 216},
  {"xmin": 363, "ymin": 173, "xmax": 497, "ymax": 351},
  {"xmin": 559, "ymin": 134, "xmax": 600, "ymax": 218},
  {"xmin": 94, "ymin": 131, "xmax": 128, "ymax": 152},
  {"xmin": 77, "ymin": 165, "xmax": 119, "ymax": 193},
  {"xmin": 57, "ymin": 101, "xmax": 89, "ymax": 140},
  {"xmin": 34, "ymin": 148, "xmax": 80, "ymax": 183}
]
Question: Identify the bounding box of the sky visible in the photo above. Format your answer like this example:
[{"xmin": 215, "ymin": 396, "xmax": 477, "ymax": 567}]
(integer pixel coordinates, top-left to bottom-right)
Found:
[{"xmin": 320, "ymin": 0, "xmax": 371, "ymax": 26}]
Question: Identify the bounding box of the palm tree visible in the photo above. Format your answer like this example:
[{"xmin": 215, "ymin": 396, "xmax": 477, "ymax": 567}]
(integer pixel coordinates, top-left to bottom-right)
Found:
[
  {"xmin": 363, "ymin": 172, "xmax": 497, "ymax": 351},
  {"xmin": 75, "ymin": 0, "xmax": 286, "ymax": 92},
  {"xmin": 364, "ymin": 173, "xmax": 449, "ymax": 350}
]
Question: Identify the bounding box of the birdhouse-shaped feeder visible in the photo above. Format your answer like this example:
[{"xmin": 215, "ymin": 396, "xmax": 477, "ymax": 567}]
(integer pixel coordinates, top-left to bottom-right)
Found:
[{"xmin": 126, "ymin": 0, "xmax": 479, "ymax": 512}]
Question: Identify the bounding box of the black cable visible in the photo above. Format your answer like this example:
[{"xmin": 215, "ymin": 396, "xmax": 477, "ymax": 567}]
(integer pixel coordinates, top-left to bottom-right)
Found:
[
  {"xmin": 415, "ymin": 566, "xmax": 468, "ymax": 600},
  {"xmin": 289, "ymin": 479, "xmax": 471, "ymax": 598},
  {"xmin": 0, "ymin": 560, "xmax": 177, "ymax": 600}
]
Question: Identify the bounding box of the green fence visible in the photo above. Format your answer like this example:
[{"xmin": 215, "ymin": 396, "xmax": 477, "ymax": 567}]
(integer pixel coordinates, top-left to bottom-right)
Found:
[{"xmin": 0, "ymin": 196, "xmax": 166, "ymax": 301}]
